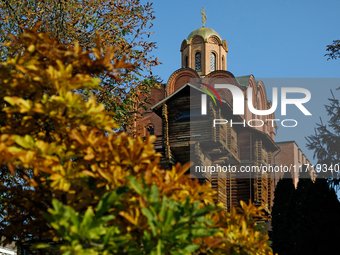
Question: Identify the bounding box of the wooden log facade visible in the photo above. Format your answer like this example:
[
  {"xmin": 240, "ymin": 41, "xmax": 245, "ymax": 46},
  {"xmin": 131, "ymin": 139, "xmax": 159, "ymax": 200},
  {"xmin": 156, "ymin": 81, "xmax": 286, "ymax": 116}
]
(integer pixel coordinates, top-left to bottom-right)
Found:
[
  {"xmin": 151, "ymin": 84, "xmax": 278, "ymax": 214},
  {"xmin": 133, "ymin": 26, "xmax": 291, "ymax": 216}
]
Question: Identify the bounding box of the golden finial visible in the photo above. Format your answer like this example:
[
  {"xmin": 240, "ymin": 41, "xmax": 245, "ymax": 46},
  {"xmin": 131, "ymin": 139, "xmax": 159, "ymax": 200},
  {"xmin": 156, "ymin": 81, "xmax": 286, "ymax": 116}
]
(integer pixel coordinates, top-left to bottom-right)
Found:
[{"xmin": 201, "ymin": 7, "xmax": 207, "ymax": 27}]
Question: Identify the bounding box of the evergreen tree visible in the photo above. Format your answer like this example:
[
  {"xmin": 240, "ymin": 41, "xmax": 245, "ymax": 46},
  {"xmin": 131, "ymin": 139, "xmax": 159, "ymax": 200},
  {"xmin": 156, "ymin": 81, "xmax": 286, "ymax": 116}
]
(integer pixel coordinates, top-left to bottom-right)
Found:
[
  {"xmin": 271, "ymin": 171, "xmax": 295, "ymax": 255},
  {"xmin": 305, "ymin": 178, "xmax": 340, "ymax": 255},
  {"xmin": 306, "ymin": 90, "xmax": 340, "ymax": 188},
  {"xmin": 273, "ymin": 168, "xmax": 340, "ymax": 255},
  {"xmin": 290, "ymin": 177, "xmax": 340, "ymax": 255},
  {"xmin": 288, "ymin": 173, "xmax": 313, "ymax": 255}
]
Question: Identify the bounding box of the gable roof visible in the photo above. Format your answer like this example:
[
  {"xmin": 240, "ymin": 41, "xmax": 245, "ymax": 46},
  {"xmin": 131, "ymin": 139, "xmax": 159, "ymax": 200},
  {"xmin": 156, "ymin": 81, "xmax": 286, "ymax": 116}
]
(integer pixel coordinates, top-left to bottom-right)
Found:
[{"xmin": 151, "ymin": 82, "xmax": 230, "ymax": 111}]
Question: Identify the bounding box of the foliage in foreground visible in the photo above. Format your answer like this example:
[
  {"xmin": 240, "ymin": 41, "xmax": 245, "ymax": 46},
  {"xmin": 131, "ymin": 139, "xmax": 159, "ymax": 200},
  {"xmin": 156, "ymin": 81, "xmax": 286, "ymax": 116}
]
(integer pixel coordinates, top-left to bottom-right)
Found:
[
  {"xmin": 0, "ymin": 0, "xmax": 160, "ymax": 128},
  {"xmin": 0, "ymin": 28, "xmax": 273, "ymax": 255}
]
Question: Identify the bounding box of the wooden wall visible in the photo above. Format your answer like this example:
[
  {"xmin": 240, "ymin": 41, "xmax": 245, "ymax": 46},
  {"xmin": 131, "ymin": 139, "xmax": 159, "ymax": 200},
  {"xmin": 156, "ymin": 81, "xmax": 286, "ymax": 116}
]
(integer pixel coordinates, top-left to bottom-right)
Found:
[{"xmin": 160, "ymin": 88, "xmax": 276, "ymax": 214}]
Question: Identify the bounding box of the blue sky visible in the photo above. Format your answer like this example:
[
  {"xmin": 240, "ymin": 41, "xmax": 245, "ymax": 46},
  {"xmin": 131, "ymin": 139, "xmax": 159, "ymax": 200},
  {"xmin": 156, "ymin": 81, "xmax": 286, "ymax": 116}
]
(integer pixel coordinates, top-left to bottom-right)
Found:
[{"xmin": 144, "ymin": 0, "xmax": 340, "ymax": 164}]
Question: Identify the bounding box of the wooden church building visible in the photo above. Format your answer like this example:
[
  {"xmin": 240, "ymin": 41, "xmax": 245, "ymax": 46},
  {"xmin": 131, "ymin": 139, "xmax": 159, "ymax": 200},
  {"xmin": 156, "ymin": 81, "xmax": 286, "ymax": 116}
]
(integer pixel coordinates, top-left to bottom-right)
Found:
[{"xmin": 133, "ymin": 24, "xmax": 311, "ymax": 214}]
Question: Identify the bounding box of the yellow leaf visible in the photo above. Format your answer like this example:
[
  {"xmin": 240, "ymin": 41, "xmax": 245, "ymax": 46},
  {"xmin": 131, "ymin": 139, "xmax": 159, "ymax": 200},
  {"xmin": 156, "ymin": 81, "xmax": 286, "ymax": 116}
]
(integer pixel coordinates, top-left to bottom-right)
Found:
[
  {"xmin": 119, "ymin": 211, "xmax": 138, "ymax": 225},
  {"xmin": 4, "ymin": 96, "xmax": 18, "ymax": 106},
  {"xmin": 28, "ymin": 44, "xmax": 35, "ymax": 52},
  {"xmin": 11, "ymin": 135, "xmax": 34, "ymax": 149},
  {"xmin": 84, "ymin": 147, "xmax": 95, "ymax": 161},
  {"xmin": 70, "ymin": 130, "xmax": 85, "ymax": 145},
  {"xmin": 81, "ymin": 170, "xmax": 95, "ymax": 178}
]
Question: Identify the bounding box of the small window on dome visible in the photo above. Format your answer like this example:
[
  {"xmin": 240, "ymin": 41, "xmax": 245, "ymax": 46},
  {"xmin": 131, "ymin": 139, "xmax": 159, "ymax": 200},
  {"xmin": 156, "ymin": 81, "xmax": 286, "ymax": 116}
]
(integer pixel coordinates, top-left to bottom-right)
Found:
[
  {"xmin": 195, "ymin": 52, "xmax": 201, "ymax": 71},
  {"xmin": 210, "ymin": 52, "xmax": 216, "ymax": 71},
  {"xmin": 185, "ymin": 55, "xmax": 188, "ymax": 68},
  {"xmin": 222, "ymin": 56, "xmax": 225, "ymax": 70}
]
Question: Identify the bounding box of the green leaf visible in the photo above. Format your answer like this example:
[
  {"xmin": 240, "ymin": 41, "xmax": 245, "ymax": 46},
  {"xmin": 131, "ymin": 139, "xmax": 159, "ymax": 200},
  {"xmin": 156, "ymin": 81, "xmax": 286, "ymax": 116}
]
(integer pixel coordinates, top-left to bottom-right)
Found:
[
  {"xmin": 127, "ymin": 176, "xmax": 143, "ymax": 195},
  {"xmin": 96, "ymin": 188, "xmax": 128, "ymax": 217},
  {"xmin": 81, "ymin": 207, "xmax": 94, "ymax": 230},
  {"xmin": 183, "ymin": 244, "xmax": 199, "ymax": 253},
  {"xmin": 150, "ymin": 184, "xmax": 159, "ymax": 203},
  {"xmin": 33, "ymin": 243, "xmax": 51, "ymax": 249},
  {"xmin": 142, "ymin": 207, "xmax": 157, "ymax": 236},
  {"xmin": 156, "ymin": 239, "xmax": 162, "ymax": 255}
]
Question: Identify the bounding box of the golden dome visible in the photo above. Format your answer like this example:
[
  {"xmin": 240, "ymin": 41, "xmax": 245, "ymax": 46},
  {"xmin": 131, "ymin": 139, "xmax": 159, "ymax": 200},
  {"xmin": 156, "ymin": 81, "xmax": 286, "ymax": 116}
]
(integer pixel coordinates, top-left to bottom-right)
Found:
[{"xmin": 187, "ymin": 27, "xmax": 222, "ymax": 43}]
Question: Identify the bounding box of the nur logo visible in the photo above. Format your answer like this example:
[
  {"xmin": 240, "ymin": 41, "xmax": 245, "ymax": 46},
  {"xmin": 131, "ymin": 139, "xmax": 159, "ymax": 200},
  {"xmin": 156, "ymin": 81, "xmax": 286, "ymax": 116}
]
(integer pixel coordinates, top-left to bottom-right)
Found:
[{"xmin": 199, "ymin": 83, "xmax": 312, "ymax": 116}]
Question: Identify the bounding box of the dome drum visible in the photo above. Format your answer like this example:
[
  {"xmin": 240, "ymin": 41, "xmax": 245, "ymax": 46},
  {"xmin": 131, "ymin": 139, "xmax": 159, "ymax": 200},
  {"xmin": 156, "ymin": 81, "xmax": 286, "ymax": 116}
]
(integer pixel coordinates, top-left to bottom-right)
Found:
[{"xmin": 181, "ymin": 27, "xmax": 228, "ymax": 74}]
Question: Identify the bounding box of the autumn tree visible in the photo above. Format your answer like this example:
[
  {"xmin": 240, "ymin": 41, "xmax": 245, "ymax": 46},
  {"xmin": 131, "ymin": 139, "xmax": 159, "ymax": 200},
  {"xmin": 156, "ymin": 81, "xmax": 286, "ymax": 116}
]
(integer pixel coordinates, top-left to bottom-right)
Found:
[
  {"xmin": 0, "ymin": 0, "xmax": 160, "ymax": 128},
  {"xmin": 0, "ymin": 28, "xmax": 274, "ymax": 254}
]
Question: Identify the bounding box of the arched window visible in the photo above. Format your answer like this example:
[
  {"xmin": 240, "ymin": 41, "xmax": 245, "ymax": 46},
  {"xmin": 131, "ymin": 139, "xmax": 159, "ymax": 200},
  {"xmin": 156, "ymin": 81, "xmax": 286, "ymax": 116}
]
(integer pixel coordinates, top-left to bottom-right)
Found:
[
  {"xmin": 147, "ymin": 124, "xmax": 154, "ymax": 135},
  {"xmin": 185, "ymin": 55, "xmax": 188, "ymax": 68},
  {"xmin": 210, "ymin": 52, "xmax": 216, "ymax": 71},
  {"xmin": 222, "ymin": 56, "xmax": 225, "ymax": 70},
  {"xmin": 195, "ymin": 52, "xmax": 201, "ymax": 71}
]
